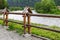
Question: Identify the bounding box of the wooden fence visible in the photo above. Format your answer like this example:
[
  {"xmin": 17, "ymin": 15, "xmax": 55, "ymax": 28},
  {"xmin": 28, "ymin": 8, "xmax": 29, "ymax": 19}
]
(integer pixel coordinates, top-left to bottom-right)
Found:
[{"xmin": 0, "ymin": 8, "xmax": 60, "ymax": 35}]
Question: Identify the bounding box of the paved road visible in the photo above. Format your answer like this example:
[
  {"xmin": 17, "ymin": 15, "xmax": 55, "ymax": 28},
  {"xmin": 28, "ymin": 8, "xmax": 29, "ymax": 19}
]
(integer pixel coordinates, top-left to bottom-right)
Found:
[{"xmin": 0, "ymin": 25, "xmax": 42, "ymax": 40}]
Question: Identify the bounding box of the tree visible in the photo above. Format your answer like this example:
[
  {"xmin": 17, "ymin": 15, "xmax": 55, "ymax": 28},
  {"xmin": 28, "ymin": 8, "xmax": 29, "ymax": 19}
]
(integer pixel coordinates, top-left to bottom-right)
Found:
[
  {"xmin": 0, "ymin": 0, "xmax": 5, "ymax": 9},
  {"xmin": 35, "ymin": 0, "xmax": 58, "ymax": 13},
  {"xmin": 0, "ymin": 0, "xmax": 8, "ymax": 9},
  {"xmin": 4, "ymin": 0, "xmax": 9, "ymax": 8}
]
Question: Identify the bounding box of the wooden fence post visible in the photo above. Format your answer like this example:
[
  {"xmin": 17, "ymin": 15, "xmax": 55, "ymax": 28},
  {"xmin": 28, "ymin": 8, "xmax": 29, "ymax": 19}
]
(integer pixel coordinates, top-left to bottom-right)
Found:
[
  {"xmin": 3, "ymin": 8, "xmax": 9, "ymax": 26},
  {"xmin": 27, "ymin": 14, "xmax": 31, "ymax": 34},
  {"xmin": 23, "ymin": 13, "xmax": 27, "ymax": 34},
  {"xmin": 5, "ymin": 11, "xmax": 8, "ymax": 26}
]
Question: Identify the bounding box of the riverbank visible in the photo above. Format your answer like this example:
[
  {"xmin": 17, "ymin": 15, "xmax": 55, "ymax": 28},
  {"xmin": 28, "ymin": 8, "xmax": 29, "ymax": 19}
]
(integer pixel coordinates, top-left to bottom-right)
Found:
[{"xmin": 0, "ymin": 20, "xmax": 60, "ymax": 40}]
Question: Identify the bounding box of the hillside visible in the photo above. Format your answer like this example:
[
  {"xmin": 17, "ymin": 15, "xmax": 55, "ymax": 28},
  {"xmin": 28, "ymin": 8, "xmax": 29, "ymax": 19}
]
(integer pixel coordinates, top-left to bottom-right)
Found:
[
  {"xmin": 7, "ymin": 0, "xmax": 60, "ymax": 7},
  {"xmin": 55, "ymin": 0, "xmax": 60, "ymax": 5}
]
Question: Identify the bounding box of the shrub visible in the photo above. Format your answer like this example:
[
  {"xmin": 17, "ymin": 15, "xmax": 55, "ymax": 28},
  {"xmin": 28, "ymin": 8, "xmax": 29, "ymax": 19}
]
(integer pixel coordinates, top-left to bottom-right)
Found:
[
  {"xmin": 34, "ymin": 0, "xmax": 59, "ymax": 14},
  {"xmin": 9, "ymin": 7, "xmax": 24, "ymax": 11},
  {"xmin": 8, "ymin": 22, "xmax": 16, "ymax": 30}
]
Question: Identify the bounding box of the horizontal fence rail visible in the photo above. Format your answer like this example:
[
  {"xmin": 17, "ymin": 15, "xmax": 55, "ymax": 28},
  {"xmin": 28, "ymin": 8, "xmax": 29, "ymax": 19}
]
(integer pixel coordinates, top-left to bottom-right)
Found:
[
  {"xmin": 0, "ymin": 18, "xmax": 60, "ymax": 33},
  {"xmin": 30, "ymin": 14, "xmax": 60, "ymax": 18},
  {"xmin": 1, "ymin": 10, "xmax": 60, "ymax": 18},
  {"xmin": 30, "ymin": 25, "xmax": 60, "ymax": 33},
  {"xmin": 8, "ymin": 20, "xmax": 60, "ymax": 33},
  {"xmin": 0, "ymin": 10, "xmax": 60, "ymax": 18},
  {"xmin": 9, "ymin": 12, "xmax": 24, "ymax": 15}
]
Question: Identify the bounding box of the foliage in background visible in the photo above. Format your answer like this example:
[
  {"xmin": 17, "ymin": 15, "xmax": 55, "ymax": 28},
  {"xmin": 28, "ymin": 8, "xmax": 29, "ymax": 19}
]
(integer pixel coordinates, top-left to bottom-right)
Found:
[
  {"xmin": 0, "ymin": 0, "xmax": 5, "ymax": 9},
  {"xmin": 0, "ymin": 0, "xmax": 60, "ymax": 9},
  {"xmin": 6, "ymin": 0, "xmax": 60, "ymax": 7},
  {"xmin": 55, "ymin": 0, "xmax": 60, "ymax": 6},
  {"xmin": 9, "ymin": 7, "xmax": 24, "ymax": 11},
  {"xmin": 35, "ymin": 0, "xmax": 60, "ymax": 14},
  {"xmin": 7, "ymin": 0, "xmax": 40, "ymax": 7},
  {"xmin": 0, "ymin": 0, "xmax": 8, "ymax": 9},
  {"xmin": 9, "ymin": 7, "xmax": 34, "ymax": 11},
  {"xmin": 4, "ymin": 0, "xmax": 9, "ymax": 8}
]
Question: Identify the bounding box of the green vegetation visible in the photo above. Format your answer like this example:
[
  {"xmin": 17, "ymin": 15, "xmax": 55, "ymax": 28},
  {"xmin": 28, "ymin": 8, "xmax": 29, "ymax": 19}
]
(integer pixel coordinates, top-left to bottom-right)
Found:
[
  {"xmin": 9, "ymin": 7, "xmax": 34, "ymax": 11},
  {"xmin": 4, "ymin": 0, "xmax": 9, "ymax": 8},
  {"xmin": 55, "ymin": 0, "xmax": 60, "ymax": 6},
  {"xmin": 7, "ymin": 0, "xmax": 40, "ymax": 7},
  {"xmin": 32, "ymin": 27, "xmax": 60, "ymax": 40},
  {"xmin": 8, "ymin": 22, "xmax": 24, "ymax": 35},
  {"xmin": 0, "ymin": 0, "xmax": 8, "ymax": 9},
  {"xmin": 34, "ymin": 0, "xmax": 60, "ymax": 15},
  {"xmin": 5, "ymin": 0, "xmax": 60, "ymax": 7},
  {"xmin": 0, "ymin": 0, "xmax": 5, "ymax": 9},
  {"xmin": 0, "ymin": 20, "xmax": 60, "ymax": 40},
  {"xmin": 9, "ymin": 7, "xmax": 24, "ymax": 11}
]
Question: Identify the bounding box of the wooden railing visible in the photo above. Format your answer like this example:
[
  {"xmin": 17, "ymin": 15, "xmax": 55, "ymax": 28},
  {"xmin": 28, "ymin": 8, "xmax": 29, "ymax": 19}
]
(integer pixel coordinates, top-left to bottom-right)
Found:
[{"xmin": 0, "ymin": 8, "xmax": 60, "ymax": 35}]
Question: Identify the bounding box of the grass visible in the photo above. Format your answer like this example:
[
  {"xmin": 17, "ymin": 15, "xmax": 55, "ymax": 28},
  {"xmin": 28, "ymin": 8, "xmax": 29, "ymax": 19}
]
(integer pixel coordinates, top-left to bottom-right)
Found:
[
  {"xmin": 31, "ymin": 27, "xmax": 60, "ymax": 40},
  {"xmin": 0, "ymin": 20, "xmax": 60, "ymax": 40}
]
